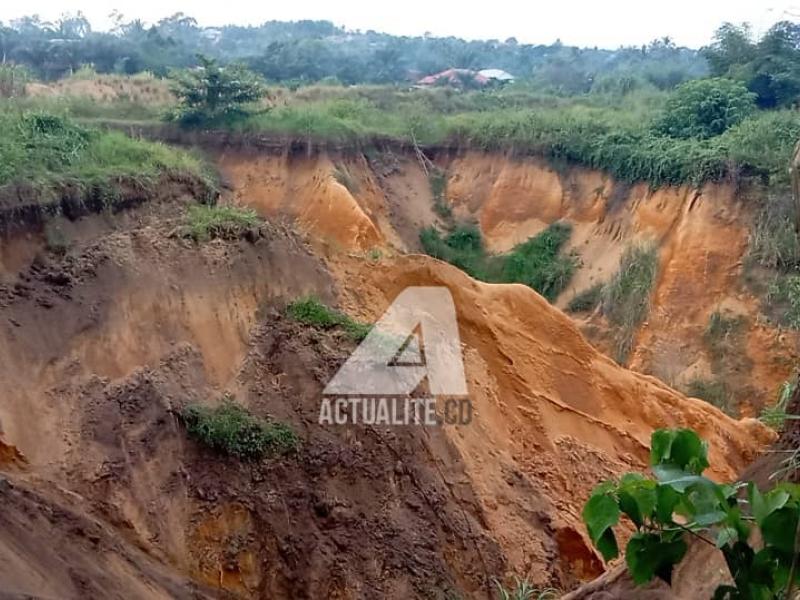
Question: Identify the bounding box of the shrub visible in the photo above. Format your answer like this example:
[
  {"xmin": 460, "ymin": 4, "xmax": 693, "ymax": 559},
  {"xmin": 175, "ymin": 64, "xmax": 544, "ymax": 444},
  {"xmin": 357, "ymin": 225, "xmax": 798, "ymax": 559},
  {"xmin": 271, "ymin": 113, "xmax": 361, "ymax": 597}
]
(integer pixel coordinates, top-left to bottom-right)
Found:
[
  {"xmin": 420, "ymin": 222, "xmax": 578, "ymax": 301},
  {"xmin": 183, "ymin": 205, "xmax": 261, "ymax": 242},
  {"xmin": 583, "ymin": 427, "xmax": 800, "ymax": 597},
  {"xmin": 603, "ymin": 244, "xmax": 659, "ymax": 362},
  {"xmin": 567, "ymin": 283, "xmax": 604, "ymax": 313},
  {"xmin": 286, "ymin": 296, "xmax": 372, "ymax": 341},
  {"xmin": 181, "ymin": 400, "xmax": 297, "ymax": 460},
  {"xmin": 656, "ymin": 77, "xmax": 756, "ymax": 138},
  {"xmin": 500, "ymin": 222, "xmax": 577, "ymax": 301},
  {"xmin": 169, "ymin": 55, "xmax": 267, "ymax": 127}
]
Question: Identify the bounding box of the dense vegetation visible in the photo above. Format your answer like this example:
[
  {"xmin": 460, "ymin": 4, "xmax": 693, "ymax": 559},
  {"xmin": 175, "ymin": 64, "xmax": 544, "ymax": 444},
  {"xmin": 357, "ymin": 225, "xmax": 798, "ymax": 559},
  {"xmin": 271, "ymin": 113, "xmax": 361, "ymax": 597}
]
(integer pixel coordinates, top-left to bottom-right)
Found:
[
  {"xmin": 0, "ymin": 13, "xmax": 705, "ymax": 89},
  {"xmin": 1, "ymin": 15, "xmax": 798, "ymax": 189},
  {"xmin": 0, "ymin": 110, "xmax": 205, "ymax": 190},
  {"xmin": 420, "ymin": 222, "xmax": 578, "ymax": 302},
  {"xmin": 181, "ymin": 399, "xmax": 298, "ymax": 460},
  {"xmin": 584, "ymin": 427, "xmax": 800, "ymax": 597}
]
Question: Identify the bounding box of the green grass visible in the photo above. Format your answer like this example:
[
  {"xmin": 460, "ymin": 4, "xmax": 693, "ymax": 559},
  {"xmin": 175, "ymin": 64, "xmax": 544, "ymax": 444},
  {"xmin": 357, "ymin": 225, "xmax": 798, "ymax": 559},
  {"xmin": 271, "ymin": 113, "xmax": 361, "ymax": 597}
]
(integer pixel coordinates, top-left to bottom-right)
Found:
[
  {"xmin": 286, "ymin": 296, "xmax": 372, "ymax": 341},
  {"xmin": 428, "ymin": 168, "xmax": 451, "ymax": 218},
  {"xmin": 184, "ymin": 205, "xmax": 261, "ymax": 242},
  {"xmin": 705, "ymin": 311, "xmax": 744, "ymax": 353},
  {"xmin": 567, "ymin": 283, "xmax": 605, "ymax": 313},
  {"xmin": 228, "ymin": 89, "xmax": 800, "ymax": 188},
  {"xmin": 181, "ymin": 399, "xmax": 298, "ymax": 460},
  {"xmin": 766, "ymin": 275, "xmax": 800, "ymax": 329},
  {"xmin": 420, "ymin": 222, "xmax": 578, "ymax": 302},
  {"xmin": 501, "ymin": 222, "xmax": 577, "ymax": 301},
  {"xmin": 0, "ymin": 111, "xmax": 207, "ymax": 192},
  {"xmin": 10, "ymin": 84, "xmax": 798, "ymax": 189},
  {"xmin": 603, "ymin": 243, "xmax": 659, "ymax": 362},
  {"xmin": 760, "ymin": 379, "xmax": 797, "ymax": 430}
]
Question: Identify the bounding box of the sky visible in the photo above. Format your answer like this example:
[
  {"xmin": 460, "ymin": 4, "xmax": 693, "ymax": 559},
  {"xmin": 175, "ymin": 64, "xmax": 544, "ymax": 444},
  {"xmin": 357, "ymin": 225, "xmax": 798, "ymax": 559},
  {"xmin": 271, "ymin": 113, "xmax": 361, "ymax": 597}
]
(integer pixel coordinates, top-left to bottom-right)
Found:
[{"xmin": 0, "ymin": 0, "xmax": 798, "ymax": 48}]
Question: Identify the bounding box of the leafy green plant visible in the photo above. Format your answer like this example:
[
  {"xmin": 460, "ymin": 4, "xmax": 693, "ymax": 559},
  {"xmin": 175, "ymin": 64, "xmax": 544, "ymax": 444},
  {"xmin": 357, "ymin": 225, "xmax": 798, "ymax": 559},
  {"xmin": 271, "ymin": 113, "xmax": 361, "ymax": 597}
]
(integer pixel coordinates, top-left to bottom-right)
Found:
[
  {"xmin": 567, "ymin": 283, "xmax": 604, "ymax": 313},
  {"xmin": 181, "ymin": 399, "xmax": 298, "ymax": 460},
  {"xmin": 286, "ymin": 296, "xmax": 371, "ymax": 341},
  {"xmin": 583, "ymin": 427, "xmax": 800, "ymax": 597},
  {"xmin": 183, "ymin": 204, "xmax": 261, "ymax": 242},
  {"xmin": 493, "ymin": 576, "xmax": 559, "ymax": 600},
  {"xmin": 603, "ymin": 244, "xmax": 659, "ymax": 363}
]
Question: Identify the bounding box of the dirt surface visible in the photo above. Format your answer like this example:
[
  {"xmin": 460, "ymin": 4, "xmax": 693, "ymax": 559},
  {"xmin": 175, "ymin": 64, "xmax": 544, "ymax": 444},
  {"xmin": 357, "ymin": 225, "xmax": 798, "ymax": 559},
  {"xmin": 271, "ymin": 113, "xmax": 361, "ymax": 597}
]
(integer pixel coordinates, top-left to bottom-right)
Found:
[
  {"xmin": 0, "ymin": 145, "xmax": 786, "ymax": 598},
  {"xmin": 219, "ymin": 148, "xmax": 797, "ymax": 412}
]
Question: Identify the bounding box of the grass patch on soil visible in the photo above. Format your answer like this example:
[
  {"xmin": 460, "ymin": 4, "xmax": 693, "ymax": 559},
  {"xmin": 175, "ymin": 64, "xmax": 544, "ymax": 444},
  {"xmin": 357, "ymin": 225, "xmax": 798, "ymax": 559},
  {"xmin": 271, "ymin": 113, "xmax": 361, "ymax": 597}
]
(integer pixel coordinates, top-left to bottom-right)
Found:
[
  {"xmin": 603, "ymin": 243, "xmax": 659, "ymax": 363},
  {"xmin": 286, "ymin": 296, "xmax": 372, "ymax": 341},
  {"xmin": 183, "ymin": 205, "xmax": 261, "ymax": 242},
  {"xmin": 181, "ymin": 399, "xmax": 298, "ymax": 460}
]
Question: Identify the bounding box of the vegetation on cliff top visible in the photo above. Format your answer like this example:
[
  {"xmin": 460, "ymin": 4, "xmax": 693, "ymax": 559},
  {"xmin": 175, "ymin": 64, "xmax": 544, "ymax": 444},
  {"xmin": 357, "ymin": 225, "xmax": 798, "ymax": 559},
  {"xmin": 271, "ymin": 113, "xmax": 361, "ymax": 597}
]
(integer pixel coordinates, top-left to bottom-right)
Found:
[{"xmin": 0, "ymin": 110, "xmax": 206, "ymax": 190}]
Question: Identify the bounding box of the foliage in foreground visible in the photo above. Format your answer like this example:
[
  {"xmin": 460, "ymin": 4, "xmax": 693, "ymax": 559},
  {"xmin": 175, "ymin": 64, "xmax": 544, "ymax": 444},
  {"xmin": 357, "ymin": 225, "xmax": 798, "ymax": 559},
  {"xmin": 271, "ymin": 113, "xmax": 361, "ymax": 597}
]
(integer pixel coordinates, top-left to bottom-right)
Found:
[
  {"xmin": 584, "ymin": 427, "xmax": 800, "ymax": 598},
  {"xmin": 420, "ymin": 222, "xmax": 578, "ymax": 302},
  {"xmin": 286, "ymin": 296, "xmax": 372, "ymax": 341},
  {"xmin": 181, "ymin": 400, "xmax": 298, "ymax": 460},
  {"xmin": 0, "ymin": 111, "xmax": 205, "ymax": 189},
  {"xmin": 183, "ymin": 204, "xmax": 261, "ymax": 241}
]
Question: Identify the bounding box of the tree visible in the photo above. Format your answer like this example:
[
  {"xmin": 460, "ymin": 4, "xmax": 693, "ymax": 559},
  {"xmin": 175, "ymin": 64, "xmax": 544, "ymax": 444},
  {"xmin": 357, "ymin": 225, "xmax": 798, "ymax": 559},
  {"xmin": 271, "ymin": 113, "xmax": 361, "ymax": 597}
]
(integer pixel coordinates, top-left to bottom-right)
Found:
[
  {"xmin": 583, "ymin": 428, "xmax": 800, "ymax": 597},
  {"xmin": 169, "ymin": 55, "xmax": 266, "ymax": 126},
  {"xmin": 656, "ymin": 77, "xmax": 756, "ymax": 139}
]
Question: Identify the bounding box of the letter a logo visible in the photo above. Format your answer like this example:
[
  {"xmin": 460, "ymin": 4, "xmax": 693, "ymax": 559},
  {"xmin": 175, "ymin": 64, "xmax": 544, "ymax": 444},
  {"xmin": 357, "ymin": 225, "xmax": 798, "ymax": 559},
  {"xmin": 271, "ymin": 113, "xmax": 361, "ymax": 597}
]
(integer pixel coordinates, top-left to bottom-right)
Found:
[{"xmin": 324, "ymin": 287, "xmax": 467, "ymax": 396}]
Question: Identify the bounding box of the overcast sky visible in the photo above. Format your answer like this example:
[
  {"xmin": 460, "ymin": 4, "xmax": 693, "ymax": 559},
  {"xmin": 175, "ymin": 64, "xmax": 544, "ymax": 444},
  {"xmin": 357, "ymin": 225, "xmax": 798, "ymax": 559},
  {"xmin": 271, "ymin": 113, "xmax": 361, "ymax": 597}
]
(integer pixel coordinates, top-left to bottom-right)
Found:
[{"xmin": 1, "ymin": 0, "xmax": 798, "ymax": 48}]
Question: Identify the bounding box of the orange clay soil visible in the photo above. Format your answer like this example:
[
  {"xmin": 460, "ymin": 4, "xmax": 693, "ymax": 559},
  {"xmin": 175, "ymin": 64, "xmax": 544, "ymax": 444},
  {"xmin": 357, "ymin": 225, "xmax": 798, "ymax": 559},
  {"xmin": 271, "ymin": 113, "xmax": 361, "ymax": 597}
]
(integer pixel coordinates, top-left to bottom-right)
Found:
[
  {"xmin": 0, "ymin": 157, "xmax": 777, "ymax": 597},
  {"xmin": 219, "ymin": 149, "xmax": 798, "ymax": 412},
  {"xmin": 325, "ymin": 252, "xmax": 774, "ymax": 588}
]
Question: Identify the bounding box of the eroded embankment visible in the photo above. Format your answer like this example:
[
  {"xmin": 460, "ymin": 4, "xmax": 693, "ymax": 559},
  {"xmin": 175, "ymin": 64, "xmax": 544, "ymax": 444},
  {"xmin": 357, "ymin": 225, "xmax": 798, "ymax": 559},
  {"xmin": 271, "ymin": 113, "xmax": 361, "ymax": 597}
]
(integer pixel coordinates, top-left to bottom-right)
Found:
[
  {"xmin": 217, "ymin": 148, "xmax": 797, "ymax": 413},
  {"xmin": 0, "ymin": 144, "xmax": 779, "ymax": 598}
]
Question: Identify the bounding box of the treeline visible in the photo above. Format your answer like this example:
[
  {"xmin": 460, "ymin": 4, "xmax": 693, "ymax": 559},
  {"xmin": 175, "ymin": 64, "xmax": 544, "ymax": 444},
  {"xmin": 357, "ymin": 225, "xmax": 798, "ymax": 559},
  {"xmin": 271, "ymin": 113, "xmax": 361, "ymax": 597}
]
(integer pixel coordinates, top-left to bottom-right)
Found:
[{"xmin": 0, "ymin": 12, "xmax": 707, "ymax": 91}]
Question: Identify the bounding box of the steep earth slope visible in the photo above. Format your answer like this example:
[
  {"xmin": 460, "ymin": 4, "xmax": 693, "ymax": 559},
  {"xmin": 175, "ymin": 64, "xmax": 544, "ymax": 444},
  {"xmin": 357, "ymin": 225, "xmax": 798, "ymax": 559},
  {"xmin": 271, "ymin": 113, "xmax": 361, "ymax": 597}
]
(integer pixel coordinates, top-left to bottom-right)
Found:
[
  {"xmin": 0, "ymin": 145, "xmax": 779, "ymax": 598},
  {"xmin": 219, "ymin": 148, "xmax": 797, "ymax": 413}
]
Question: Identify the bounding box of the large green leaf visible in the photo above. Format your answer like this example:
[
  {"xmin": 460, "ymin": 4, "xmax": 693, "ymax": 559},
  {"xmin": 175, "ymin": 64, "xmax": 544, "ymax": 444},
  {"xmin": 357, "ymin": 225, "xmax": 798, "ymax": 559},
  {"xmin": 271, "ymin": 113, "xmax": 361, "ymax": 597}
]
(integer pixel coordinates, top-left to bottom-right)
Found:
[
  {"xmin": 582, "ymin": 492, "xmax": 621, "ymax": 561},
  {"xmin": 761, "ymin": 507, "xmax": 799, "ymax": 553},
  {"xmin": 618, "ymin": 474, "xmax": 657, "ymax": 528},
  {"xmin": 749, "ymin": 483, "xmax": 790, "ymax": 526},
  {"xmin": 626, "ymin": 532, "xmax": 688, "ymax": 585},
  {"xmin": 649, "ymin": 428, "xmax": 709, "ymax": 474}
]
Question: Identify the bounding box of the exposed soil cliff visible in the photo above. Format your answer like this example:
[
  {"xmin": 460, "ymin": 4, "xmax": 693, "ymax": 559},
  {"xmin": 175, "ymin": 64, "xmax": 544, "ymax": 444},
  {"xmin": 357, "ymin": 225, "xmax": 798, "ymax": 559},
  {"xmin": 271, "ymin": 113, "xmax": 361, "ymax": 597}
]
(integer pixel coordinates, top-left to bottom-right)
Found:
[{"xmin": 0, "ymin": 144, "xmax": 784, "ymax": 598}]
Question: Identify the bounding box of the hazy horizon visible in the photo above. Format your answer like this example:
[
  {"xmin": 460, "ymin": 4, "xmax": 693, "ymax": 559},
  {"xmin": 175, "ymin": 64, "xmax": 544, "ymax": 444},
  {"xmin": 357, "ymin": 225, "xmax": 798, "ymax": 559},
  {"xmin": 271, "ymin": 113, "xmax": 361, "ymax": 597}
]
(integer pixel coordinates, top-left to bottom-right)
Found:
[{"xmin": 1, "ymin": 1, "xmax": 798, "ymax": 49}]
